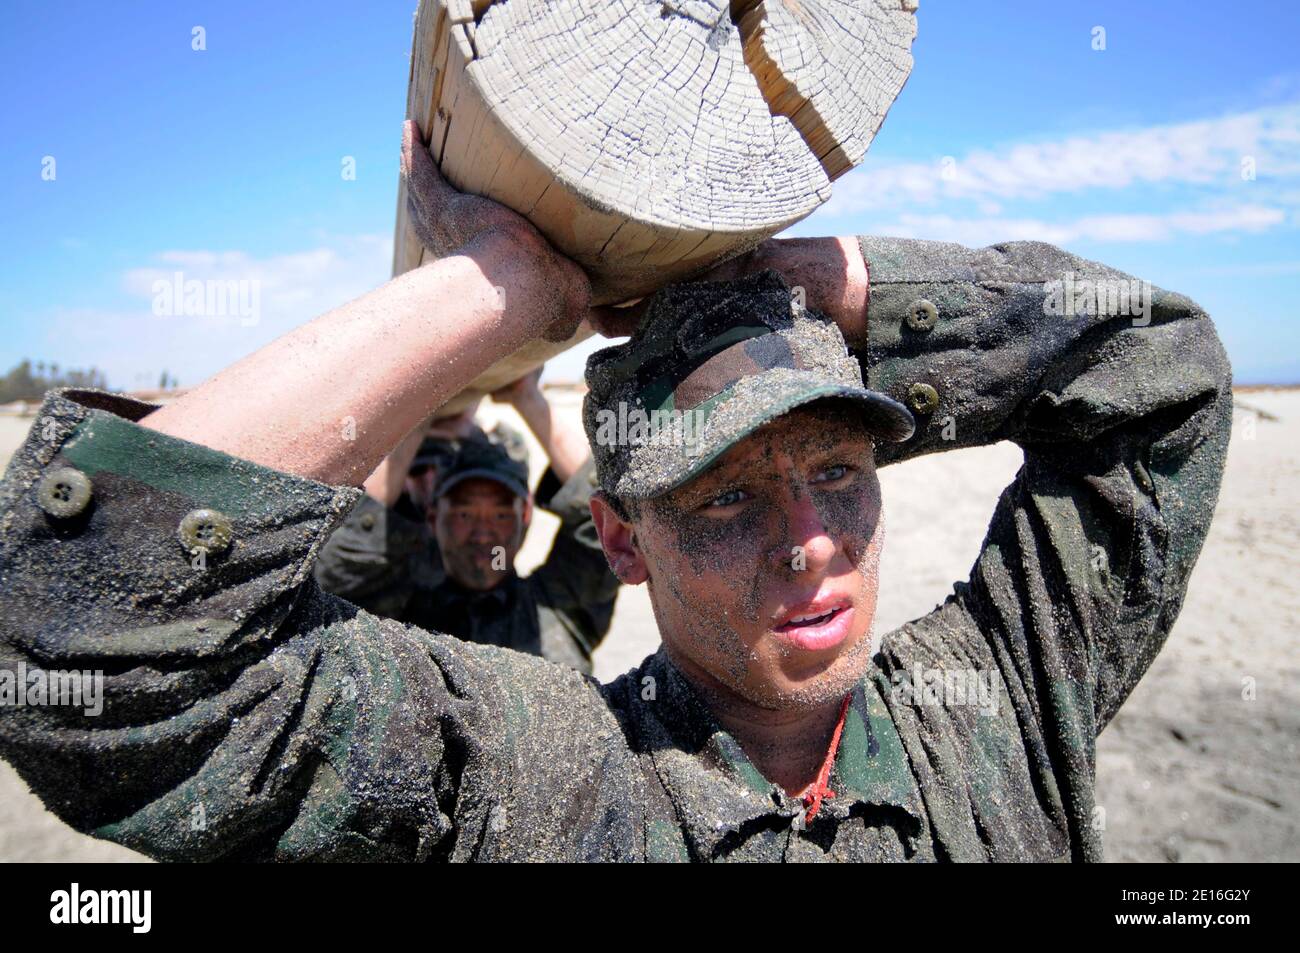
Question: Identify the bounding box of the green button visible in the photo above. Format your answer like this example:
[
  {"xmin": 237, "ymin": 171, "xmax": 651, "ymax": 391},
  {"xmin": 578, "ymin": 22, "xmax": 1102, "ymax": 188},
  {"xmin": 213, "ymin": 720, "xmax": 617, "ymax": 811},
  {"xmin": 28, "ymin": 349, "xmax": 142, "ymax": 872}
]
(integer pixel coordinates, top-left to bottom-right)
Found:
[
  {"xmin": 37, "ymin": 467, "xmax": 93, "ymax": 518},
  {"xmin": 905, "ymin": 298, "xmax": 938, "ymax": 332},
  {"xmin": 179, "ymin": 508, "xmax": 233, "ymax": 555},
  {"xmin": 906, "ymin": 382, "xmax": 940, "ymax": 415},
  {"xmin": 359, "ymin": 512, "xmax": 377, "ymax": 531}
]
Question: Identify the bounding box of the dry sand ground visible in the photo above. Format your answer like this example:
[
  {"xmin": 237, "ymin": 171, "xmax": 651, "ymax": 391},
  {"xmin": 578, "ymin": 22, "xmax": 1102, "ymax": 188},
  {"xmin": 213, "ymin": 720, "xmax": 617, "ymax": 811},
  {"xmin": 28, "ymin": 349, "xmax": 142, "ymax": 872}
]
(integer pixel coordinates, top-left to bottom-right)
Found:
[{"xmin": 1, "ymin": 388, "xmax": 1295, "ymax": 862}]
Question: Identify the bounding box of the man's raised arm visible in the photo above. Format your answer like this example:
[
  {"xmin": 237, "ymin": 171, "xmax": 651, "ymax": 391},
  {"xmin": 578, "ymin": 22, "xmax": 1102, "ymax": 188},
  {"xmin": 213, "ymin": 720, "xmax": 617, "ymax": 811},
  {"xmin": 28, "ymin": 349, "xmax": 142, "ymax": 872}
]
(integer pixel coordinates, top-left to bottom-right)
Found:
[
  {"xmin": 861, "ymin": 236, "xmax": 1229, "ymax": 861},
  {"xmin": 848, "ymin": 236, "xmax": 1230, "ymax": 723},
  {"xmin": 0, "ymin": 122, "xmax": 637, "ymax": 861}
]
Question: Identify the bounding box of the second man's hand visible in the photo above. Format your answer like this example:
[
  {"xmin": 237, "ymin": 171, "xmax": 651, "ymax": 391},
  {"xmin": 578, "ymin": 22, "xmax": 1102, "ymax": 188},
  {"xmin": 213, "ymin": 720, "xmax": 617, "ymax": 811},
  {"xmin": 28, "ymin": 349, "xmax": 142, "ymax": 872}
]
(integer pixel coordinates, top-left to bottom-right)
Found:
[{"xmin": 491, "ymin": 368, "xmax": 589, "ymax": 485}]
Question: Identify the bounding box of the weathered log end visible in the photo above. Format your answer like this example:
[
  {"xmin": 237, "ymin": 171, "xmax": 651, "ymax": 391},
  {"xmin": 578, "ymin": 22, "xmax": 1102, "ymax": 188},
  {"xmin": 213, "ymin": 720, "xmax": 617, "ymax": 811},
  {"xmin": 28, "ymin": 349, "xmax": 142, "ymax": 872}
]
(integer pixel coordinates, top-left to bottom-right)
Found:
[{"xmin": 395, "ymin": 0, "xmax": 916, "ymax": 407}]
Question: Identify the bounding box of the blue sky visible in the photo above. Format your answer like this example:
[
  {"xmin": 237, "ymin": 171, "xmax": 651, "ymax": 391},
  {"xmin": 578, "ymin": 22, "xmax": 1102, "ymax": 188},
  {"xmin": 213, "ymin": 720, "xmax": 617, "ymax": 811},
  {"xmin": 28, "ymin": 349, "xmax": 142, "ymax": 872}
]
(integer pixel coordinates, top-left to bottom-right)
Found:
[{"xmin": 2, "ymin": 0, "xmax": 1297, "ymax": 388}]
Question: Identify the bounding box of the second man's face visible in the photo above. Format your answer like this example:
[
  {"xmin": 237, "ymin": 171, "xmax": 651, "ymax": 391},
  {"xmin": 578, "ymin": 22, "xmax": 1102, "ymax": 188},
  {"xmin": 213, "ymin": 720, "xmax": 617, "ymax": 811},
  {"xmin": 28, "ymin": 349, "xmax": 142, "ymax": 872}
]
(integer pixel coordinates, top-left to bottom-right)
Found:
[{"xmin": 434, "ymin": 478, "xmax": 530, "ymax": 591}]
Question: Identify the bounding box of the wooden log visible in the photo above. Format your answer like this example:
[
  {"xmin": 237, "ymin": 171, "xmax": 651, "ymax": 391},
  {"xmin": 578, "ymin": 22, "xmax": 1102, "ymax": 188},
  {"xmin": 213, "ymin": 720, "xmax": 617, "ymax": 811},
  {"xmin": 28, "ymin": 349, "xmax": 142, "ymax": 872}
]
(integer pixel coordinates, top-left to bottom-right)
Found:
[{"xmin": 395, "ymin": 0, "xmax": 917, "ymax": 411}]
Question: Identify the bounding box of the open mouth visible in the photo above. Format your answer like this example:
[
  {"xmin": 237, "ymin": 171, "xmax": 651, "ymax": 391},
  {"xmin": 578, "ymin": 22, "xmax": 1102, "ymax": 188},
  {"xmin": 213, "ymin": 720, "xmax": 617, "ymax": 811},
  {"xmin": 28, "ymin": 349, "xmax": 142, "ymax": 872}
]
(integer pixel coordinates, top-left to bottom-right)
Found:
[
  {"xmin": 777, "ymin": 606, "xmax": 843, "ymax": 630},
  {"xmin": 772, "ymin": 600, "xmax": 854, "ymax": 652}
]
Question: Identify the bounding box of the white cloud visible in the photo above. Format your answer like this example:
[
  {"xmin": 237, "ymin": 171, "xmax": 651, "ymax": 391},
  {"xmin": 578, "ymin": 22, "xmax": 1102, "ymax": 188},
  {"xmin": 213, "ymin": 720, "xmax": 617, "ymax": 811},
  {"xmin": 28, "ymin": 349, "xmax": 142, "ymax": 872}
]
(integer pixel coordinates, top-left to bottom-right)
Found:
[
  {"xmin": 122, "ymin": 237, "xmax": 391, "ymax": 319},
  {"xmin": 862, "ymin": 204, "xmax": 1287, "ymax": 248},
  {"xmin": 41, "ymin": 234, "xmax": 392, "ymax": 390},
  {"xmin": 816, "ymin": 103, "xmax": 1300, "ymax": 216}
]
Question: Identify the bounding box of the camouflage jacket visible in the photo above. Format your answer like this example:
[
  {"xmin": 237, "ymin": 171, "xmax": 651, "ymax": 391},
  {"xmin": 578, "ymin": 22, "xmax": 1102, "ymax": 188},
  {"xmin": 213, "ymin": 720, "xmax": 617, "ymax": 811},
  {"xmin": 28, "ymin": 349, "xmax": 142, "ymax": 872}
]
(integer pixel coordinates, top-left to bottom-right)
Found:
[
  {"xmin": 313, "ymin": 466, "xmax": 616, "ymax": 673},
  {"xmin": 0, "ymin": 239, "xmax": 1231, "ymax": 861}
]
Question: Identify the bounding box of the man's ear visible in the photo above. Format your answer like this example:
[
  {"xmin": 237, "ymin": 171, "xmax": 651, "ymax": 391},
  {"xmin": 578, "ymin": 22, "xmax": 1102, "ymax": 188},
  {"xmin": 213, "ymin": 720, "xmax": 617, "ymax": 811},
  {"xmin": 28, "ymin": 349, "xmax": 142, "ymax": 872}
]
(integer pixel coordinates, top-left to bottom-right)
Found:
[{"xmin": 590, "ymin": 495, "xmax": 649, "ymax": 585}]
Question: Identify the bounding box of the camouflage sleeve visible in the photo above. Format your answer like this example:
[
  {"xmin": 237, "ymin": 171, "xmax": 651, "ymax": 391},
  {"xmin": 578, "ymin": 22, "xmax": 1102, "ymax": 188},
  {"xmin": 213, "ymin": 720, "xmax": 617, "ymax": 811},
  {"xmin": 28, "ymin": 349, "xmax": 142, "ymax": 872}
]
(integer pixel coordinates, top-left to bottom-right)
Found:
[
  {"xmin": 530, "ymin": 457, "xmax": 621, "ymax": 657},
  {"xmin": 0, "ymin": 390, "xmax": 631, "ymax": 861},
  {"xmin": 856, "ymin": 237, "xmax": 1232, "ymax": 731}
]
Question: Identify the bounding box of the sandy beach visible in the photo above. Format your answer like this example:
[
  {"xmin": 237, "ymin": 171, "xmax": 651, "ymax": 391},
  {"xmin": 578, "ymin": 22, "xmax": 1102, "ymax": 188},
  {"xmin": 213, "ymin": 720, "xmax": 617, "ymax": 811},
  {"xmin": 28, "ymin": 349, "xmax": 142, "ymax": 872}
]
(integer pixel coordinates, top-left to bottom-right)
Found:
[{"xmin": 1, "ymin": 388, "xmax": 1295, "ymax": 862}]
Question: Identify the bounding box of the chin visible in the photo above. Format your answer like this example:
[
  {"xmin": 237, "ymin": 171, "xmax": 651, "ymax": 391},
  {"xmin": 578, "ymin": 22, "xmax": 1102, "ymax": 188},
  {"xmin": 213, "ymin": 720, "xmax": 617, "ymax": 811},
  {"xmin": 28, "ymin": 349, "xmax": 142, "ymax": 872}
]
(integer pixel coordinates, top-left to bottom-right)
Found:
[
  {"xmin": 780, "ymin": 608, "xmax": 883, "ymax": 696},
  {"xmin": 754, "ymin": 621, "xmax": 877, "ymax": 709}
]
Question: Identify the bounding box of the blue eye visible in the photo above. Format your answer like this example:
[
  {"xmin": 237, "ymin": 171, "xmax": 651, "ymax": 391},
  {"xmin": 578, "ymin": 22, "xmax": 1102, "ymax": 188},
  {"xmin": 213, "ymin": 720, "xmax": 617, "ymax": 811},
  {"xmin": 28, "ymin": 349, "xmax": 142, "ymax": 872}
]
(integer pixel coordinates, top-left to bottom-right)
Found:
[
  {"xmin": 708, "ymin": 488, "xmax": 747, "ymax": 508},
  {"xmin": 816, "ymin": 464, "xmax": 850, "ymax": 483}
]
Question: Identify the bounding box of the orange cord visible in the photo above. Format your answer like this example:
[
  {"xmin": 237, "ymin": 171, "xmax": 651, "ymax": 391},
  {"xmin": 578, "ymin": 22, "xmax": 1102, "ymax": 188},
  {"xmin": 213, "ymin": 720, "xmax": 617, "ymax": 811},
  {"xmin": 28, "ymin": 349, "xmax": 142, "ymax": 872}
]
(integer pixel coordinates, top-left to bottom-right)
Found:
[{"xmin": 801, "ymin": 692, "xmax": 852, "ymax": 823}]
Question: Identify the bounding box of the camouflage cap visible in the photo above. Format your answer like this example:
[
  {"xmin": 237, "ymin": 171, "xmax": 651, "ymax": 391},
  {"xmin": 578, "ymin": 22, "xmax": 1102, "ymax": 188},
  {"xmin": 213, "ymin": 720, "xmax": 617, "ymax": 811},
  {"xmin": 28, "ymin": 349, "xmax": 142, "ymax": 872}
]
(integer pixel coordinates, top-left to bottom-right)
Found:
[
  {"xmin": 582, "ymin": 269, "xmax": 915, "ymax": 501},
  {"xmin": 434, "ymin": 436, "xmax": 531, "ymax": 501}
]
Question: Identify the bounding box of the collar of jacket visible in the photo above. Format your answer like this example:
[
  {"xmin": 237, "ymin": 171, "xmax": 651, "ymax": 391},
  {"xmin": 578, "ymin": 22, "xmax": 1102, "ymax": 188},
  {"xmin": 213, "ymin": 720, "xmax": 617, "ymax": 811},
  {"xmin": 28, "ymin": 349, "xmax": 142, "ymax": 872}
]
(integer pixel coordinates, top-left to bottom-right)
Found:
[{"xmin": 637, "ymin": 651, "xmax": 923, "ymax": 860}]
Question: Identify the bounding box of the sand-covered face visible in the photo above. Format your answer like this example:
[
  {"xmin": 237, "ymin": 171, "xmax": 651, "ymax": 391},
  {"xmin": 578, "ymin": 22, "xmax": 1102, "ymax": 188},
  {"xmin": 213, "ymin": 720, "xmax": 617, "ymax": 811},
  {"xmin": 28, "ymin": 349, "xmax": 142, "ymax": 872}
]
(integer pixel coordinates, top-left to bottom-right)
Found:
[
  {"xmin": 612, "ymin": 403, "xmax": 885, "ymax": 710},
  {"xmin": 434, "ymin": 478, "xmax": 530, "ymax": 591}
]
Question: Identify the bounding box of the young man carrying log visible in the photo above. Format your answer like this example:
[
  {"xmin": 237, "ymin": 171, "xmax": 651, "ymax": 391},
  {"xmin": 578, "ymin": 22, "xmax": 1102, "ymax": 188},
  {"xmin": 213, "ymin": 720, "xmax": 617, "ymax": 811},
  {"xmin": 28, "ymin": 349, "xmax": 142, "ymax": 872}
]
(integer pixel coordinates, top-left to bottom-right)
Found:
[{"xmin": 0, "ymin": 122, "xmax": 1230, "ymax": 861}]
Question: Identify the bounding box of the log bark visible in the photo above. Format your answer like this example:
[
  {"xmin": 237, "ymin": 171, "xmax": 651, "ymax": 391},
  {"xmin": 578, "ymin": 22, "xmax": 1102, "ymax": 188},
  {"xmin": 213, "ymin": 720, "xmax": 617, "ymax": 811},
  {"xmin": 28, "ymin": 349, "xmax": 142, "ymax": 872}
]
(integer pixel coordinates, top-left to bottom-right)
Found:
[{"xmin": 395, "ymin": 0, "xmax": 917, "ymax": 411}]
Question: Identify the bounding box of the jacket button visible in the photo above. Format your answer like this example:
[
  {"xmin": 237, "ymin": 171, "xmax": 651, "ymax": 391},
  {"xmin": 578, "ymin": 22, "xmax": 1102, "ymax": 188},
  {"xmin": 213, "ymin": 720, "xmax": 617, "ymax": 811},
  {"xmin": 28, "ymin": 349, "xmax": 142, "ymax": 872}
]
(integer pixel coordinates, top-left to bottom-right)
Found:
[
  {"xmin": 359, "ymin": 512, "xmax": 377, "ymax": 531},
  {"xmin": 37, "ymin": 467, "xmax": 92, "ymax": 518},
  {"xmin": 906, "ymin": 382, "xmax": 940, "ymax": 415},
  {"xmin": 905, "ymin": 298, "xmax": 938, "ymax": 331},
  {"xmin": 179, "ymin": 509, "xmax": 233, "ymax": 555}
]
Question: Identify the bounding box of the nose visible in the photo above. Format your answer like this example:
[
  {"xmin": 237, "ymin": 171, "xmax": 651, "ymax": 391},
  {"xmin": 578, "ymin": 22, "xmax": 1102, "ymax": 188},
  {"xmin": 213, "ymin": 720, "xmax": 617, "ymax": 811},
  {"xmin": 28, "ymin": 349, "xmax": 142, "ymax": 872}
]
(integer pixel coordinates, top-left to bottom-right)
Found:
[{"xmin": 781, "ymin": 486, "xmax": 837, "ymax": 575}]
